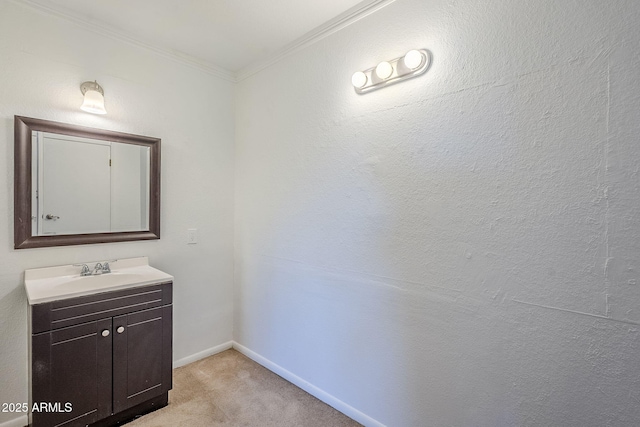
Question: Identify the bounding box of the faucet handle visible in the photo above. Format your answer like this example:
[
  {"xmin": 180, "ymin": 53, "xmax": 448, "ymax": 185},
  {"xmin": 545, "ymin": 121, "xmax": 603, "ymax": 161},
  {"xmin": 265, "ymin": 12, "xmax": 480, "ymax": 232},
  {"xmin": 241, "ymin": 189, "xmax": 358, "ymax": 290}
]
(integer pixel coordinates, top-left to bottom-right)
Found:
[
  {"xmin": 73, "ymin": 264, "xmax": 91, "ymax": 276},
  {"xmin": 101, "ymin": 260, "xmax": 117, "ymax": 273}
]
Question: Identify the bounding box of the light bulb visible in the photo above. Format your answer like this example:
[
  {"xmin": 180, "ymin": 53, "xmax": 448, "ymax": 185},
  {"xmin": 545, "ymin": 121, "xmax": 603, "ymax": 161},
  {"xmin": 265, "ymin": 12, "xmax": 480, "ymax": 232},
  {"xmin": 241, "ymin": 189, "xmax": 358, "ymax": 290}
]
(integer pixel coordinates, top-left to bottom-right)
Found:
[
  {"xmin": 375, "ymin": 61, "xmax": 393, "ymax": 79},
  {"xmin": 351, "ymin": 71, "xmax": 368, "ymax": 88},
  {"xmin": 403, "ymin": 50, "xmax": 423, "ymax": 70}
]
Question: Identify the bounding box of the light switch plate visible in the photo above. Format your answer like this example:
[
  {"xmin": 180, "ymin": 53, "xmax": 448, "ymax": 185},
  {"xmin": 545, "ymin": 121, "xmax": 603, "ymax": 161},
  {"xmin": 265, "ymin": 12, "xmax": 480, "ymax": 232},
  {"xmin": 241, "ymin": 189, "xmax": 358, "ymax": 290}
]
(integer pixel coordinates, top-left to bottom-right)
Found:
[{"xmin": 187, "ymin": 229, "xmax": 198, "ymax": 244}]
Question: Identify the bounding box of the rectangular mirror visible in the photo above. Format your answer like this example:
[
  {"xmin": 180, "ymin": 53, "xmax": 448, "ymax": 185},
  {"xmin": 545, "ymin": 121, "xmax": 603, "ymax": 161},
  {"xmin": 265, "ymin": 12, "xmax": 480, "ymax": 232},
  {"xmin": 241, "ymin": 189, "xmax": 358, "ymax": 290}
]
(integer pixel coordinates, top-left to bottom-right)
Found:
[{"xmin": 15, "ymin": 116, "xmax": 160, "ymax": 249}]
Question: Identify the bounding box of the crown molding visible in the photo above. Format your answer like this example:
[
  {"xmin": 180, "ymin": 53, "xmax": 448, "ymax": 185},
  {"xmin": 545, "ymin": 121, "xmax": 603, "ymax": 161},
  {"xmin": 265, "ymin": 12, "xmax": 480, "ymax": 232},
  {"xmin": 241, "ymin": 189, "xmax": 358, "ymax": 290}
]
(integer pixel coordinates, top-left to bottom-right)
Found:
[
  {"xmin": 10, "ymin": 0, "xmax": 237, "ymax": 82},
  {"xmin": 10, "ymin": 0, "xmax": 396, "ymax": 84},
  {"xmin": 235, "ymin": 0, "xmax": 398, "ymax": 82}
]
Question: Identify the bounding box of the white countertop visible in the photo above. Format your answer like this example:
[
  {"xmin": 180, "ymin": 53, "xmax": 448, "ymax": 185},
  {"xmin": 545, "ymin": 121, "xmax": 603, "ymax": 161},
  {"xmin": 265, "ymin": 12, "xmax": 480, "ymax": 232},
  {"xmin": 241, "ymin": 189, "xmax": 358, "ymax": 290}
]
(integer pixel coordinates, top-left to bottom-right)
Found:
[{"xmin": 24, "ymin": 257, "xmax": 173, "ymax": 305}]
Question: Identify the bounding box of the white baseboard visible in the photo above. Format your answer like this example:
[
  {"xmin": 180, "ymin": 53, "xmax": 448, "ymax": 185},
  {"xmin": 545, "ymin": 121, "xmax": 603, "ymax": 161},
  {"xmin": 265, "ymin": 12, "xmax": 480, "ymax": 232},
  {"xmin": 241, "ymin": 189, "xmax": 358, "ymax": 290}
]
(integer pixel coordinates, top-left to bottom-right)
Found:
[
  {"xmin": 171, "ymin": 340, "xmax": 383, "ymax": 426},
  {"xmin": 0, "ymin": 415, "xmax": 27, "ymax": 427},
  {"xmin": 173, "ymin": 340, "xmax": 233, "ymax": 368},
  {"xmin": 232, "ymin": 342, "xmax": 385, "ymax": 427}
]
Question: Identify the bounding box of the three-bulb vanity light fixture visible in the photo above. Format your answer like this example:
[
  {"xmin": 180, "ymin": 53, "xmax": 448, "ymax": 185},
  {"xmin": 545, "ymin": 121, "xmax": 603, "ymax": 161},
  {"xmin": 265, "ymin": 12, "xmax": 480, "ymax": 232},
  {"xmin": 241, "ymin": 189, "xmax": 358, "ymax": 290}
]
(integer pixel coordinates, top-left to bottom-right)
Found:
[
  {"xmin": 80, "ymin": 80, "xmax": 107, "ymax": 114},
  {"xmin": 351, "ymin": 49, "xmax": 431, "ymax": 94}
]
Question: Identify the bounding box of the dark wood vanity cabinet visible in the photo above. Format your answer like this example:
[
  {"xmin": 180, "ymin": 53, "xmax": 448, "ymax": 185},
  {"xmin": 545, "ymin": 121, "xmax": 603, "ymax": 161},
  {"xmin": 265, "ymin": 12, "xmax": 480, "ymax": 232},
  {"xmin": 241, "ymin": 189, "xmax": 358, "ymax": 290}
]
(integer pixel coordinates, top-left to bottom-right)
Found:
[{"xmin": 29, "ymin": 282, "xmax": 172, "ymax": 427}]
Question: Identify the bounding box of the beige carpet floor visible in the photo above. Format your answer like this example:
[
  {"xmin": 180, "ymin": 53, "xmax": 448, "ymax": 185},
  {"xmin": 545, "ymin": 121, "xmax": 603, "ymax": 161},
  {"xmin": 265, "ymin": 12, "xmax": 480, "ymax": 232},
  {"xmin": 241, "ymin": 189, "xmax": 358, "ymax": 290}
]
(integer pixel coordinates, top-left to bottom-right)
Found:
[{"xmin": 125, "ymin": 349, "xmax": 362, "ymax": 427}]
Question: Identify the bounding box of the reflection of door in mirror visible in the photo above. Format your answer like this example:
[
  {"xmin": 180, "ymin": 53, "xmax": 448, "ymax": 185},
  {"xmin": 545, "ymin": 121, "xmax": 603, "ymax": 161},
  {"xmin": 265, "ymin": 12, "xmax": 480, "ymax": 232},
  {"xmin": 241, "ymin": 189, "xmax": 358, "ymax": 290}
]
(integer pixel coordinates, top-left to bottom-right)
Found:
[
  {"xmin": 31, "ymin": 132, "xmax": 150, "ymax": 236},
  {"xmin": 110, "ymin": 142, "xmax": 150, "ymax": 232}
]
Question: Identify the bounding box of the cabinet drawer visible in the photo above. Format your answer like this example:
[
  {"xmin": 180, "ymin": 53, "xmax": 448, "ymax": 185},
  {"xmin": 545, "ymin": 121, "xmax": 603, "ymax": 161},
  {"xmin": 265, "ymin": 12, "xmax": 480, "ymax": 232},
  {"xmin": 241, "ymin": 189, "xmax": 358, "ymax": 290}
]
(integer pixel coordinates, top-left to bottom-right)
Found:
[{"xmin": 32, "ymin": 282, "xmax": 172, "ymax": 334}]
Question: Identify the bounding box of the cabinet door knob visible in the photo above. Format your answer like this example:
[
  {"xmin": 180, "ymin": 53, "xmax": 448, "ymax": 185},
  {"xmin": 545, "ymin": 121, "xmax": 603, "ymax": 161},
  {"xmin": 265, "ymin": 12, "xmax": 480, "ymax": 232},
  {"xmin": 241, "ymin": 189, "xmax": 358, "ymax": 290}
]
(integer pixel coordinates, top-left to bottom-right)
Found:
[
  {"xmin": 117, "ymin": 326, "xmax": 125, "ymax": 334},
  {"xmin": 101, "ymin": 329, "xmax": 110, "ymax": 337}
]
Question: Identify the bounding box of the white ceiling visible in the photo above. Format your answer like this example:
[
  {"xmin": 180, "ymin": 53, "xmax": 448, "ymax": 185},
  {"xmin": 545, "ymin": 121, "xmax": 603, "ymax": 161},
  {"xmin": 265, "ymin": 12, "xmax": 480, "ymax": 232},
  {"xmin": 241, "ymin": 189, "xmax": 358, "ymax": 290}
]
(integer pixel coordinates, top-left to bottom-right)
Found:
[{"xmin": 23, "ymin": 0, "xmax": 373, "ymax": 73}]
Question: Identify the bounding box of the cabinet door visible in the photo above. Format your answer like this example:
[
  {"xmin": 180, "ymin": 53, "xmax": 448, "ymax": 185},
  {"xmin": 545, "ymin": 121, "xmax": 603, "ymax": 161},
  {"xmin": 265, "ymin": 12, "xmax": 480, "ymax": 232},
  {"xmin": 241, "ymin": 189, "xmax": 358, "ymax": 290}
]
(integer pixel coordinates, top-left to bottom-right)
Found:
[
  {"xmin": 32, "ymin": 318, "xmax": 112, "ymax": 427},
  {"xmin": 112, "ymin": 306, "xmax": 172, "ymax": 413}
]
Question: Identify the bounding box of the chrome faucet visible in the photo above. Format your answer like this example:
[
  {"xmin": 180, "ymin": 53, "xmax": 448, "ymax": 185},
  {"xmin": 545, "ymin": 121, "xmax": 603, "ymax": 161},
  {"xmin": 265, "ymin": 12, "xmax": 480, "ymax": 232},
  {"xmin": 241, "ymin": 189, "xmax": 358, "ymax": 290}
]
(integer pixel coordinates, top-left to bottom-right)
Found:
[
  {"xmin": 73, "ymin": 260, "xmax": 117, "ymax": 276},
  {"xmin": 93, "ymin": 263, "xmax": 104, "ymax": 275},
  {"xmin": 95, "ymin": 260, "xmax": 117, "ymax": 275}
]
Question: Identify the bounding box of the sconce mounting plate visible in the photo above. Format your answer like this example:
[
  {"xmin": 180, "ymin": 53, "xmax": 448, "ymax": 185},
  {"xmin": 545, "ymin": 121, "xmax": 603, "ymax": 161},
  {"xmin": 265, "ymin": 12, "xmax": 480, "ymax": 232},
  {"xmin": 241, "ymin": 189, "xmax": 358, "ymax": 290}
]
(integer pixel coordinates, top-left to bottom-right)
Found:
[{"xmin": 80, "ymin": 81, "xmax": 104, "ymax": 96}]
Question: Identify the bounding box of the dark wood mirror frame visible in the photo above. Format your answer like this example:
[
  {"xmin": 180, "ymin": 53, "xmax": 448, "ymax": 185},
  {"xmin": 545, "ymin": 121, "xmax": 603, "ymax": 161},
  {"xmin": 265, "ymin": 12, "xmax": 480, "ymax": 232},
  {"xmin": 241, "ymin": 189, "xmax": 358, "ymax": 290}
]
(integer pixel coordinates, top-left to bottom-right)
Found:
[{"xmin": 14, "ymin": 116, "xmax": 161, "ymax": 249}]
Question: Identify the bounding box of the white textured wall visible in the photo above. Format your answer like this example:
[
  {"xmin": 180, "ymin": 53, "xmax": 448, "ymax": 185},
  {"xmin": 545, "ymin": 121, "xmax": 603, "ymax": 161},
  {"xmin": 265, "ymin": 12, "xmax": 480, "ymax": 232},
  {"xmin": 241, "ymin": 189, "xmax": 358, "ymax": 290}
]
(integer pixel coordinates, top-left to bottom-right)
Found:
[
  {"xmin": 0, "ymin": 2, "xmax": 235, "ymax": 423},
  {"xmin": 235, "ymin": 0, "xmax": 640, "ymax": 425}
]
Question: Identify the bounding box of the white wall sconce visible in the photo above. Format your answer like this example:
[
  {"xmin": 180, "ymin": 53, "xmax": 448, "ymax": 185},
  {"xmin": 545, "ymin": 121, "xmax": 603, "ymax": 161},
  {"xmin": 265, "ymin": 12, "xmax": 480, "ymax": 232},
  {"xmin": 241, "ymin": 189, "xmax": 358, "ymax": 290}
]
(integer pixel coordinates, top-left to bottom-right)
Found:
[
  {"xmin": 80, "ymin": 81, "xmax": 107, "ymax": 114},
  {"xmin": 351, "ymin": 49, "xmax": 431, "ymax": 94}
]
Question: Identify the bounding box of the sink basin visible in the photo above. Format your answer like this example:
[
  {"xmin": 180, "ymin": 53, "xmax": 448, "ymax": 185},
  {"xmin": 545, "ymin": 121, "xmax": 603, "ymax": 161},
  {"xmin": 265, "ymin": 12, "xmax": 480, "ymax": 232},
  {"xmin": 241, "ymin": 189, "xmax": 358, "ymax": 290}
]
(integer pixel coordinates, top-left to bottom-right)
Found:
[
  {"xmin": 59, "ymin": 273, "xmax": 145, "ymax": 290},
  {"xmin": 24, "ymin": 257, "xmax": 173, "ymax": 304}
]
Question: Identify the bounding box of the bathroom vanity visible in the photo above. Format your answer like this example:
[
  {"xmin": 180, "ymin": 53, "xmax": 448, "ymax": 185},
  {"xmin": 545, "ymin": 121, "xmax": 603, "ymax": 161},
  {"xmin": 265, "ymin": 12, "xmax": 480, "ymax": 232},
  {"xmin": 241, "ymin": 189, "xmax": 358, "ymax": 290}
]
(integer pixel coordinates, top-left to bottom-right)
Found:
[{"xmin": 25, "ymin": 257, "xmax": 173, "ymax": 427}]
